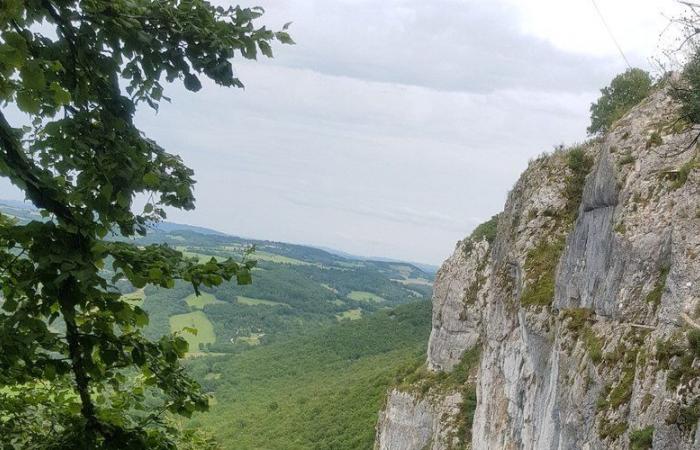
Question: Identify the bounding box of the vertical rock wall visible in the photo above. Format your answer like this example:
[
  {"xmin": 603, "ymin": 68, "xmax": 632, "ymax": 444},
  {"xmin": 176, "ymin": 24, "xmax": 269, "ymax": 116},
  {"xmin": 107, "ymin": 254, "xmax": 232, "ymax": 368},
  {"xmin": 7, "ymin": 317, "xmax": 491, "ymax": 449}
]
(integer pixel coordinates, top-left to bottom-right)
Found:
[{"xmin": 377, "ymin": 87, "xmax": 700, "ymax": 450}]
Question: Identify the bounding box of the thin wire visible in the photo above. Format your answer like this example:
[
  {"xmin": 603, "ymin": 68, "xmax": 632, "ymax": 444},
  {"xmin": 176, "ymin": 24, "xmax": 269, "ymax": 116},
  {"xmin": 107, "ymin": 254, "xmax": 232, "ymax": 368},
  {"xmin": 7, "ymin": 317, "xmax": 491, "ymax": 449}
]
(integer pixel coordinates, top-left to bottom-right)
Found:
[{"xmin": 590, "ymin": 0, "xmax": 632, "ymax": 69}]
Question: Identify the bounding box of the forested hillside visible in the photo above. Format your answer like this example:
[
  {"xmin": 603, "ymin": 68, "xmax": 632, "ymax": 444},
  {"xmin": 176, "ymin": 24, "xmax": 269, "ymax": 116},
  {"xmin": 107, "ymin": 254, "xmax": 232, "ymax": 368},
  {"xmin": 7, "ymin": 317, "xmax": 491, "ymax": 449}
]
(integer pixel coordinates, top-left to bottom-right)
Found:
[
  {"xmin": 0, "ymin": 201, "xmax": 434, "ymax": 354},
  {"xmin": 185, "ymin": 301, "xmax": 432, "ymax": 450}
]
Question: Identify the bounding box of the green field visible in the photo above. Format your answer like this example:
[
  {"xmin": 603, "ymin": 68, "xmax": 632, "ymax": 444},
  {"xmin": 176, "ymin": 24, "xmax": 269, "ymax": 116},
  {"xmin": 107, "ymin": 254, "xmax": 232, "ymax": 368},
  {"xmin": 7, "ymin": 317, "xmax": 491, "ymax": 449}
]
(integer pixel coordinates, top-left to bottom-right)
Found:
[
  {"xmin": 336, "ymin": 309, "xmax": 362, "ymax": 321},
  {"xmin": 169, "ymin": 311, "xmax": 216, "ymax": 352},
  {"xmin": 347, "ymin": 290, "xmax": 385, "ymax": 303},
  {"xmin": 186, "ymin": 301, "xmax": 431, "ymax": 450},
  {"xmin": 236, "ymin": 296, "xmax": 288, "ymax": 307},
  {"xmin": 185, "ymin": 292, "xmax": 221, "ymax": 309},
  {"xmin": 253, "ymin": 251, "xmax": 312, "ymax": 266},
  {"xmin": 177, "ymin": 248, "xmax": 226, "ymax": 263},
  {"xmin": 121, "ymin": 289, "xmax": 145, "ymax": 306},
  {"xmin": 393, "ymin": 277, "xmax": 433, "ymax": 286}
]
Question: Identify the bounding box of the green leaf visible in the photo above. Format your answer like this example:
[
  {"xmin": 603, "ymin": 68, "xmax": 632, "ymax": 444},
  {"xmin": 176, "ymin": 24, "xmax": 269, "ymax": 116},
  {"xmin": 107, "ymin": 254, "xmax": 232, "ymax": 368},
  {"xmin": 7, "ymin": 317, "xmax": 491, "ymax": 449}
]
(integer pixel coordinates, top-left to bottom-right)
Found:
[
  {"xmin": 173, "ymin": 337, "xmax": 189, "ymax": 355},
  {"xmin": 275, "ymin": 31, "xmax": 295, "ymax": 45},
  {"xmin": 236, "ymin": 269, "xmax": 252, "ymax": 285},
  {"xmin": 133, "ymin": 308, "xmax": 149, "ymax": 327},
  {"xmin": 184, "ymin": 73, "xmax": 202, "ymax": 92},
  {"xmin": 16, "ymin": 91, "xmax": 40, "ymax": 113},
  {"xmin": 50, "ymin": 81, "xmax": 71, "ymax": 105},
  {"xmin": 20, "ymin": 61, "xmax": 46, "ymax": 90},
  {"xmin": 142, "ymin": 172, "xmax": 160, "ymax": 188},
  {"xmin": 259, "ymin": 41, "xmax": 273, "ymax": 58}
]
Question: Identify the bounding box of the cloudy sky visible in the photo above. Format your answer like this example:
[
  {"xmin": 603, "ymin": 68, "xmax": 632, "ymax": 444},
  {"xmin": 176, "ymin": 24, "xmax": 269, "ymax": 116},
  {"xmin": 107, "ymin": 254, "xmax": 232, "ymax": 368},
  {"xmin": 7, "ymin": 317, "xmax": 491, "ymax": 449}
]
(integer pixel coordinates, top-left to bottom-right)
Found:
[{"xmin": 0, "ymin": 0, "xmax": 685, "ymax": 264}]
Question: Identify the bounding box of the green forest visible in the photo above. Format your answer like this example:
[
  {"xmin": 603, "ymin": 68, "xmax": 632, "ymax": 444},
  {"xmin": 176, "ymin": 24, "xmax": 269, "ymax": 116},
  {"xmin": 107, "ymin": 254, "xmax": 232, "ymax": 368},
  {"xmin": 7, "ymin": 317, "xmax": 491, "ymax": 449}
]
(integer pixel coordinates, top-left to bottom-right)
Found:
[{"xmin": 184, "ymin": 300, "xmax": 431, "ymax": 449}]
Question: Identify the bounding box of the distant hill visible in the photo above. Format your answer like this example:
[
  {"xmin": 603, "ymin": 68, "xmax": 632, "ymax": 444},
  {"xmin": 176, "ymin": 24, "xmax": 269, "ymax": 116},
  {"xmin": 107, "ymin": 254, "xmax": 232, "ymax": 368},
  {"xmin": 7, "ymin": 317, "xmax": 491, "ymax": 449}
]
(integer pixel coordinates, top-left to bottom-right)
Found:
[
  {"xmin": 153, "ymin": 221, "xmax": 229, "ymax": 236},
  {"xmin": 314, "ymin": 245, "xmax": 440, "ymax": 274},
  {"xmin": 0, "ymin": 200, "xmax": 434, "ymax": 353}
]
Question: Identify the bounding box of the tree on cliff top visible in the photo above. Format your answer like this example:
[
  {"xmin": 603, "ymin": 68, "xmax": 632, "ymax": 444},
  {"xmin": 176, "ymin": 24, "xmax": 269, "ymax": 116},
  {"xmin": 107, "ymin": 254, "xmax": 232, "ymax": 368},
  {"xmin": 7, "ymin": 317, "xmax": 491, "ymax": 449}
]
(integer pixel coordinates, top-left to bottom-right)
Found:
[
  {"xmin": 587, "ymin": 68, "xmax": 652, "ymax": 135},
  {"xmin": 0, "ymin": 1, "xmax": 291, "ymax": 448}
]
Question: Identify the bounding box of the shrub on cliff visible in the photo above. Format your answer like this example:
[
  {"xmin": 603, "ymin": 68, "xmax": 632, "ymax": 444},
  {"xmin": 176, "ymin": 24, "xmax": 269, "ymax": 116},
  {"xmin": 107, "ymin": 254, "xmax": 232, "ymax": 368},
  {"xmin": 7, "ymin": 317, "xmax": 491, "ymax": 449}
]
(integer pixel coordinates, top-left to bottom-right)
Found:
[
  {"xmin": 588, "ymin": 68, "xmax": 652, "ymax": 134},
  {"xmin": 672, "ymin": 47, "xmax": 700, "ymax": 124}
]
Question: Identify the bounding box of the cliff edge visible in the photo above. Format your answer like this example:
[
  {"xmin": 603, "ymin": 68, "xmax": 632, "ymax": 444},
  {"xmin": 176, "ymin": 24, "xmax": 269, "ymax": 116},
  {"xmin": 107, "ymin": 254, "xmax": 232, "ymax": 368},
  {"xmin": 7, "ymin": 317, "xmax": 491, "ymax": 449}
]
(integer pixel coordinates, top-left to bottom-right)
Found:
[{"xmin": 375, "ymin": 85, "xmax": 700, "ymax": 449}]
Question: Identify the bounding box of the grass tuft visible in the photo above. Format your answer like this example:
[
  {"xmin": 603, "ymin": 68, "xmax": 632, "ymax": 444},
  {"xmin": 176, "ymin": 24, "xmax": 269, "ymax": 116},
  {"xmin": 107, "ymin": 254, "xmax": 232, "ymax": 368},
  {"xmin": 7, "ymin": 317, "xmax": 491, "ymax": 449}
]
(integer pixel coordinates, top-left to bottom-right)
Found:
[
  {"xmin": 629, "ymin": 426, "xmax": 654, "ymax": 450},
  {"xmin": 521, "ymin": 238, "xmax": 565, "ymax": 307}
]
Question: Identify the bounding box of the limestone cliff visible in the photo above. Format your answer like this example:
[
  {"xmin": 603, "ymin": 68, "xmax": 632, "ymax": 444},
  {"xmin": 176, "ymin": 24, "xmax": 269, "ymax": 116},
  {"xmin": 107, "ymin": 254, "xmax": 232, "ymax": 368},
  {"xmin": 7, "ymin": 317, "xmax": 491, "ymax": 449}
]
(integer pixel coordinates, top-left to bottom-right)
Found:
[{"xmin": 375, "ymin": 86, "xmax": 700, "ymax": 450}]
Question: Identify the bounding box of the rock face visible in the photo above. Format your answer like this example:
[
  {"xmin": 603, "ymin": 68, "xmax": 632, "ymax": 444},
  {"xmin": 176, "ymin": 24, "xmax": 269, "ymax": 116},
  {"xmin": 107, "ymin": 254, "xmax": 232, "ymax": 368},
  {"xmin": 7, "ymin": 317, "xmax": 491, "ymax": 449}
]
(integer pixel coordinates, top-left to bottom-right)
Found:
[
  {"xmin": 427, "ymin": 238, "xmax": 490, "ymax": 372},
  {"xmin": 375, "ymin": 390, "xmax": 463, "ymax": 450},
  {"xmin": 376, "ymin": 87, "xmax": 700, "ymax": 450}
]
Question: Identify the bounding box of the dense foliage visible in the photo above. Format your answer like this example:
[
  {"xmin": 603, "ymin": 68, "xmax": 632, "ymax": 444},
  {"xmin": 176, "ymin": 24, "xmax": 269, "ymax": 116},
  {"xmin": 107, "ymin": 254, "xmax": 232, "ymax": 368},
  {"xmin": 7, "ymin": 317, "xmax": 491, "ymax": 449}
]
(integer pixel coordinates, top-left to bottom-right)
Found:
[
  {"xmin": 588, "ymin": 68, "xmax": 652, "ymax": 135},
  {"xmin": 0, "ymin": 1, "xmax": 291, "ymax": 448},
  {"xmin": 184, "ymin": 301, "xmax": 432, "ymax": 450},
  {"xmin": 672, "ymin": 47, "xmax": 700, "ymax": 124},
  {"xmin": 468, "ymin": 214, "xmax": 499, "ymax": 244}
]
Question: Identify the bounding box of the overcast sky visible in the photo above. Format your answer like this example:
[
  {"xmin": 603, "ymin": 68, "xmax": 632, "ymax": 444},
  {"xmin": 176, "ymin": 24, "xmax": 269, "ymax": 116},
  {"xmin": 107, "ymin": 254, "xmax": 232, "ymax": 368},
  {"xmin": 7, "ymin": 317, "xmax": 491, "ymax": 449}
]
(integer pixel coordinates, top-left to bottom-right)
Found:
[{"xmin": 0, "ymin": 0, "xmax": 685, "ymax": 264}]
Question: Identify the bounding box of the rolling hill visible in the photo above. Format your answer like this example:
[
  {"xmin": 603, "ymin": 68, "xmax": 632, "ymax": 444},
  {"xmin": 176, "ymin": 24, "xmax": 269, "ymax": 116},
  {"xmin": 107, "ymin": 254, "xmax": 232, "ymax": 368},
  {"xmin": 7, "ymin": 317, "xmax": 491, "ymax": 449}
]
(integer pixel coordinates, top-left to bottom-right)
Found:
[{"xmin": 0, "ymin": 200, "xmax": 434, "ymax": 353}]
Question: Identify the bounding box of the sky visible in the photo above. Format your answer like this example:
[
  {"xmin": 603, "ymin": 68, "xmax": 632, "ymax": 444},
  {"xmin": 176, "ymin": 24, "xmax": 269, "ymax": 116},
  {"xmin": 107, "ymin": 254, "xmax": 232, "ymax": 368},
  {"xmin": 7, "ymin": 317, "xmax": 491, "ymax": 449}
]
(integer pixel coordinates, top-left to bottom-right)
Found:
[{"xmin": 0, "ymin": 0, "xmax": 686, "ymax": 264}]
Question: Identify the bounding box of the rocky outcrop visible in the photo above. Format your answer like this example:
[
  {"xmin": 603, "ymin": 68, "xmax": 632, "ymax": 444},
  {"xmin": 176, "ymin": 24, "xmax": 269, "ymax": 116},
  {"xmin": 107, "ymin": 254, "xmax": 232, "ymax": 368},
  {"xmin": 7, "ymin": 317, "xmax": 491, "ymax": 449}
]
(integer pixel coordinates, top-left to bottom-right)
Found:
[
  {"xmin": 375, "ymin": 236, "xmax": 489, "ymax": 450},
  {"xmin": 377, "ymin": 86, "xmax": 700, "ymax": 450},
  {"xmin": 375, "ymin": 390, "xmax": 463, "ymax": 450},
  {"xmin": 427, "ymin": 238, "xmax": 490, "ymax": 372}
]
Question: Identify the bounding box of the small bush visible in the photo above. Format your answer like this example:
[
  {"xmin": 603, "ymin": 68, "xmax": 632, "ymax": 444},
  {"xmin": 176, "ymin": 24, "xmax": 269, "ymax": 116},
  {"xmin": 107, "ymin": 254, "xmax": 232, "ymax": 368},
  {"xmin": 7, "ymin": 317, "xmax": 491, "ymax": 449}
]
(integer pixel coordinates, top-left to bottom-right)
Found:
[
  {"xmin": 563, "ymin": 148, "xmax": 594, "ymax": 223},
  {"xmin": 470, "ymin": 214, "xmax": 499, "ymax": 244},
  {"xmin": 588, "ymin": 68, "xmax": 653, "ymax": 134},
  {"xmin": 645, "ymin": 131, "xmax": 663, "ymax": 149},
  {"xmin": 608, "ymin": 366, "xmax": 635, "ymax": 408},
  {"xmin": 463, "ymin": 214, "xmax": 500, "ymax": 256},
  {"xmin": 599, "ymin": 419, "xmax": 627, "ymax": 441},
  {"xmin": 583, "ymin": 328, "xmax": 604, "ymax": 364},
  {"xmin": 687, "ymin": 329, "xmax": 700, "ymax": 357},
  {"xmin": 619, "ymin": 153, "xmax": 635, "ymax": 165},
  {"xmin": 562, "ymin": 308, "xmax": 593, "ymax": 333},
  {"xmin": 561, "ymin": 308, "xmax": 603, "ymax": 362},
  {"xmin": 656, "ymin": 331, "xmax": 700, "ymax": 391},
  {"xmin": 671, "ymin": 157, "xmax": 698, "ymax": 190},
  {"xmin": 629, "ymin": 426, "xmax": 654, "ymax": 450},
  {"xmin": 679, "ymin": 401, "xmax": 700, "ymax": 432}
]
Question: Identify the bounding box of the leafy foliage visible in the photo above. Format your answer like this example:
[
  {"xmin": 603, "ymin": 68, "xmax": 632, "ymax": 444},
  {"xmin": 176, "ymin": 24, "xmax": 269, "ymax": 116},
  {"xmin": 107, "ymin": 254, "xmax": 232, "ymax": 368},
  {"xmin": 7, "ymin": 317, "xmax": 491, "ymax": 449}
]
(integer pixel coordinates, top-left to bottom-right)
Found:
[
  {"xmin": 563, "ymin": 147, "xmax": 593, "ymax": 223},
  {"xmin": 0, "ymin": 1, "xmax": 291, "ymax": 447},
  {"xmin": 672, "ymin": 47, "xmax": 700, "ymax": 124},
  {"xmin": 469, "ymin": 214, "xmax": 499, "ymax": 244},
  {"xmin": 588, "ymin": 68, "xmax": 652, "ymax": 134}
]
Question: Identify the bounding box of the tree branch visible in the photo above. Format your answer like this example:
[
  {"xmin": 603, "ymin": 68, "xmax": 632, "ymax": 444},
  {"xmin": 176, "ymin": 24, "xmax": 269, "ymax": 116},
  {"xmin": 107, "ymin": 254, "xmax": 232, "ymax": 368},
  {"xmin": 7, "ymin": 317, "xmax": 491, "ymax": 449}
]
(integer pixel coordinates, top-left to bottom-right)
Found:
[{"xmin": 0, "ymin": 111, "xmax": 74, "ymax": 222}]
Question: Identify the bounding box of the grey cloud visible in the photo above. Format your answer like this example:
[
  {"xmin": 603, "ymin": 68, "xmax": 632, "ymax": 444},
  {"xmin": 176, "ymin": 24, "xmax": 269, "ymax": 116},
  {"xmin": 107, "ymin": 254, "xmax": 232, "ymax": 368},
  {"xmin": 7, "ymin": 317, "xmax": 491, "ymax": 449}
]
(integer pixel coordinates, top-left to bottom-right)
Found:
[
  {"xmin": 2, "ymin": 1, "xmax": 631, "ymax": 264},
  {"xmin": 231, "ymin": 0, "xmax": 625, "ymax": 93}
]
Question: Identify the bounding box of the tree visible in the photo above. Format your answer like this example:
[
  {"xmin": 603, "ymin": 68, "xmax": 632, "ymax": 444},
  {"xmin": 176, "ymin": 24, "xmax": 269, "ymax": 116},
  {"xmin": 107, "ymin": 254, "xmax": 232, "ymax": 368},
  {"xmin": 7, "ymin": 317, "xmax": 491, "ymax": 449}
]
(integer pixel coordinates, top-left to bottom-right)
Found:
[
  {"xmin": 587, "ymin": 68, "xmax": 652, "ymax": 135},
  {"xmin": 0, "ymin": 1, "xmax": 292, "ymax": 448},
  {"xmin": 665, "ymin": 2, "xmax": 700, "ymax": 126}
]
